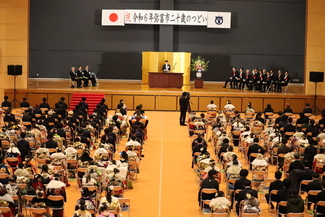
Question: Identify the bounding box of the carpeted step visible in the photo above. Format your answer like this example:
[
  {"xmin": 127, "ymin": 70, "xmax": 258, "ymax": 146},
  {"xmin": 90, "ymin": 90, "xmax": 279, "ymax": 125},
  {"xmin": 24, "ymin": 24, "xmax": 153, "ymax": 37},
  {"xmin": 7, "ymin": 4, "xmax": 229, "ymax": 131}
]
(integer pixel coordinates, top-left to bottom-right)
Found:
[{"xmin": 69, "ymin": 93, "xmax": 105, "ymax": 115}]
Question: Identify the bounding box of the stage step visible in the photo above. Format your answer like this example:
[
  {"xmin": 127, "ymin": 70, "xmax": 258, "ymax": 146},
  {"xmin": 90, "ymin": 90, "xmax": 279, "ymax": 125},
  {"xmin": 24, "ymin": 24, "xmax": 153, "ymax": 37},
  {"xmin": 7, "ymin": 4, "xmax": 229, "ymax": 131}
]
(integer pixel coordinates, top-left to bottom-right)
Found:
[{"xmin": 69, "ymin": 93, "xmax": 105, "ymax": 115}]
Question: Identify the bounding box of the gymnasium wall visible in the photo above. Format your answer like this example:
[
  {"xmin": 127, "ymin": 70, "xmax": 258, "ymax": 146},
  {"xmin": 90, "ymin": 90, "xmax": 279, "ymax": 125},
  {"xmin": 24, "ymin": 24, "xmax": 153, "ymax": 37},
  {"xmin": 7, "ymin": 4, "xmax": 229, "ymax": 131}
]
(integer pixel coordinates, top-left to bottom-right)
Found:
[{"xmin": 29, "ymin": 0, "xmax": 306, "ymax": 82}]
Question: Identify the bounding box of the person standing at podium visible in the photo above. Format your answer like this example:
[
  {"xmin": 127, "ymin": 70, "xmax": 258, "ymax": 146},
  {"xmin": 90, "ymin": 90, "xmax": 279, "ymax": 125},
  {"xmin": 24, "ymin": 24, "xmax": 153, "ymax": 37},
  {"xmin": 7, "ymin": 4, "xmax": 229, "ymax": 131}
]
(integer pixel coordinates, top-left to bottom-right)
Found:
[{"xmin": 162, "ymin": 60, "xmax": 171, "ymax": 73}]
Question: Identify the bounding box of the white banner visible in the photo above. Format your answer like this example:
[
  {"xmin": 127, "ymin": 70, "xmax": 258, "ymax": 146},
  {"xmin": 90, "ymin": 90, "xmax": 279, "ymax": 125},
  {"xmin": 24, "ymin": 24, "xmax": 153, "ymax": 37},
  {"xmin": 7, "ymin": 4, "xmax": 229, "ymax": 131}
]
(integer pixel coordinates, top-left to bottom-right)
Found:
[
  {"xmin": 101, "ymin": 9, "xmax": 231, "ymax": 28},
  {"xmin": 125, "ymin": 10, "xmax": 207, "ymax": 26},
  {"xmin": 102, "ymin": 10, "xmax": 125, "ymax": 26},
  {"xmin": 207, "ymin": 12, "xmax": 231, "ymax": 28}
]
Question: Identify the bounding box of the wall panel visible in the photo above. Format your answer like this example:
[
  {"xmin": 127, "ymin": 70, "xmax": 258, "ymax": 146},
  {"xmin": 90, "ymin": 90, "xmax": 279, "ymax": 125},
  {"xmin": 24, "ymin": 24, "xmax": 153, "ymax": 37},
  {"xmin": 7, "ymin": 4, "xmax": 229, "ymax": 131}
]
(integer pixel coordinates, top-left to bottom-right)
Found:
[
  {"xmin": 26, "ymin": 93, "xmax": 48, "ymax": 108},
  {"xmin": 47, "ymin": 93, "xmax": 70, "ymax": 108},
  {"xmin": 220, "ymin": 97, "xmax": 242, "ymax": 112},
  {"xmin": 198, "ymin": 97, "xmax": 220, "ymax": 112},
  {"xmin": 156, "ymin": 96, "xmax": 176, "ymax": 111},
  {"xmin": 241, "ymin": 98, "xmax": 263, "ymax": 113},
  {"xmin": 134, "ymin": 95, "xmax": 155, "ymax": 111},
  {"xmin": 104, "ymin": 95, "xmax": 112, "ymax": 110},
  {"xmin": 112, "ymin": 95, "xmax": 134, "ymax": 110},
  {"xmin": 263, "ymin": 98, "xmax": 285, "ymax": 113},
  {"xmin": 284, "ymin": 98, "xmax": 306, "ymax": 114}
]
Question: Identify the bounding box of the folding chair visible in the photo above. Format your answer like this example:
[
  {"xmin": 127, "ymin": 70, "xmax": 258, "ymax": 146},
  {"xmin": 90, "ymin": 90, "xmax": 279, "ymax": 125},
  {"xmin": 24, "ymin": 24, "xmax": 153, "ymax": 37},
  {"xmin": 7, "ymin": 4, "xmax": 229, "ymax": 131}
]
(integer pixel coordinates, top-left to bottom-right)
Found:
[
  {"xmin": 314, "ymin": 201, "xmax": 325, "ymax": 217},
  {"xmin": 200, "ymin": 188, "xmax": 218, "ymax": 209},
  {"xmin": 211, "ymin": 213, "xmax": 229, "ymax": 217},
  {"xmin": 112, "ymin": 186, "xmax": 124, "ymax": 198},
  {"xmin": 306, "ymin": 190, "xmax": 322, "ymax": 210},
  {"xmin": 118, "ymin": 198, "xmax": 130, "ymax": 217},
  {"xmin": 202, "ymin": 200, "xmax": 212, "ymax": 216},
  {"xmin": 299, "ymin": 180, "xmax": 312, "ymax": 194},
  {"xmin": 30, "ymin": 208, "xmax": 48, "ymax": 216},
  {"xmin": 277, "ymin": 201, "xmax": 287, "ymax": 217},
  {"xmin": 268, "ymin": 190, "xmax": 278, "ymax": 214},
  {"xmin": 241, "ymin": 214, "xmax": 259, "ymax": 217},
  {"xmin": 286, "ymin": 213, "xmax": 304, "ymax": 217},
  {"xmin": 47, "ymin": 195, "xmax": 65, "ymax": 216}
]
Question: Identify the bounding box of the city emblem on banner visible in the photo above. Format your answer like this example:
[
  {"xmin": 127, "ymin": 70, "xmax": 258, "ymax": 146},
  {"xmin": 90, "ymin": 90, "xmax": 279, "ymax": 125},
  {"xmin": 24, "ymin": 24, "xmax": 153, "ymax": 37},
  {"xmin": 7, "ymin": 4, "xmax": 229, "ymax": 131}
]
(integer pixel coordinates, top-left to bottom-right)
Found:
[{"xmin": 215, "ymin": 16, "xmax": 223, "ymax": 25}]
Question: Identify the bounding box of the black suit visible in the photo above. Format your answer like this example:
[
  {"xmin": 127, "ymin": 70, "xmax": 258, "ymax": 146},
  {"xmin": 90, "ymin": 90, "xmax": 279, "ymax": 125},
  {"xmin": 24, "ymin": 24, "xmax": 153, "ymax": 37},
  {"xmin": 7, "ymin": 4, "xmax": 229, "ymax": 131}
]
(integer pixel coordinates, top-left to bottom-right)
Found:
[
  {"xmin": 236, "ymin": 188, "xmax": 258, "ymax": 214},
  {"xmin": 298, "ymin": 168, "xmax": 314, "ymax": 191},
  {"xmin": 198, "ymin": 177, "xmax": 219, "ymax": 206},
  {"xmin": 265, "ymin": 180, "xmax": 284, "ymax": 203},
  {"xmin": 234, "ymin": 178, "xmax": 250, "ymax": 190},
  {"xmin": 304, "ymin": 146, "xmax": 318, "ymax": 166},
  {"xmin": 247, "ymin": 143, "xmax": 265, "ymax": 162},
  {"xmin": 284, "ymin": 124, "xmax": 296, "ymax": 135},
  {"xmin": 1, "ymin": 101, "xmax": 11, "ymax": 108},
  {"xmin": 276, "ymin": 188, "xmax": 293, "ymax": 214},
  {"xmin": 162, "ymin": 64, "xmax": 171, "ymax": 72},
  {"xmin": 83, "ymin": 69, "xmax": 90, "ymax": 86},
  {"xmin": 20, "ymin": 101, "xmax": 30, "ymax": 108},
  {"xmin": 289, "ymin": 160, "xmax": 305, "ymax": 173},
  {"xmin": 17, "ymin": 139, "xmax": 30, "ymax": 160},
  {"xmin": 307, "ymin": 180, "xmax": 322, "ymax": 206},
  {"xmin": 179, "ymin": 96, "xmax": 189, "ymax": 125},
  {"xmin": 303, "ymin": 108, "xmax": 313, "ymax": 114},
  {"xmin": 69, "ymin": 70, "xmax": 81, "ymax": 87},
  {"xmin": 76, "ymin": 70, "xmax": 84, "ymax": 87},
  {"xmin": 45, "ymin": 139, "xmax": 58, "ymax": 149}
]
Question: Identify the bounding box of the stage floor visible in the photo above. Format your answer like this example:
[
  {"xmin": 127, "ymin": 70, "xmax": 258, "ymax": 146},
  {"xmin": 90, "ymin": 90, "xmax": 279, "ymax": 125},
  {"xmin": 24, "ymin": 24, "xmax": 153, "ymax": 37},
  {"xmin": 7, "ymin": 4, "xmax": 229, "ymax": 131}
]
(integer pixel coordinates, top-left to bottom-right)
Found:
[
  {"xmin": 5, "ymin": 78, "xmax": 316, "ymax": 113},
  {"xmin": 24, "ymin": 78, "xmax": 304, "ymax": 97}
]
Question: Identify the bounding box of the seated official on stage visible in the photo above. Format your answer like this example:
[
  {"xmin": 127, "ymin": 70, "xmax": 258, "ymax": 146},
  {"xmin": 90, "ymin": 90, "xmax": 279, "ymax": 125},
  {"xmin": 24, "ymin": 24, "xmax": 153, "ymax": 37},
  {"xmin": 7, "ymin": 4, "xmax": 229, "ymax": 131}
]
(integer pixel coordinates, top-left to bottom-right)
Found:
[
  {"xmin": 223, "ymin": 67, "xmax": 238, "ymax": 89},
  {"xmin": 84, "ymin": 65, "xmax": 98, "ymax": 87},
  {"xmin": 162, "ymin": 60, "xmax": 171, "ymax": 73},
  {"xmin": 69, "ymin": 66, "xmax": 82, "ymax": 88}
]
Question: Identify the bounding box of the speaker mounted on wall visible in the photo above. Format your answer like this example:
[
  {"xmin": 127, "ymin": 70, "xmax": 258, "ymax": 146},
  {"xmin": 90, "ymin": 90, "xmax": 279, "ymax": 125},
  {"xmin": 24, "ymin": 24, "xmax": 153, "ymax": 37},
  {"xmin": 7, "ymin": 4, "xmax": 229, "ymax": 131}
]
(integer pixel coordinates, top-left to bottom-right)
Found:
[
  {"xmin": 309, "ymin": 71, "xmax": 324, "ymax": 82},
  {"xmin": 7, "ymin": 65, "xmax": 23, "ymax": 76}
]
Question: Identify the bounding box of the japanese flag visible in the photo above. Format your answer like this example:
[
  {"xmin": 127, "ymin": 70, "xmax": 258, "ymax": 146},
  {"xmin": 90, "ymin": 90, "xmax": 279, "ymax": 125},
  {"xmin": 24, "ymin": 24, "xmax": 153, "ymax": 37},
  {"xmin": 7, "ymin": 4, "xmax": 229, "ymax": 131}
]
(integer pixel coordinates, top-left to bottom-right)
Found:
[{"xmin": 102, "ymin": 10, "xmax": 125, "ymax": 26}]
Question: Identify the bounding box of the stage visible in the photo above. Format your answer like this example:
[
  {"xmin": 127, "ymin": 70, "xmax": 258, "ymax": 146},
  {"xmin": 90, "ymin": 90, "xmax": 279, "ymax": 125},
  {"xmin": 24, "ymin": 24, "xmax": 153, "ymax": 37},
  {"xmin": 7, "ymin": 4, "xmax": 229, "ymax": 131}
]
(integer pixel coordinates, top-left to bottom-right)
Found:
[{"xmin": 4, "ymin": 78, "xmax": 323, "ymax": 113}]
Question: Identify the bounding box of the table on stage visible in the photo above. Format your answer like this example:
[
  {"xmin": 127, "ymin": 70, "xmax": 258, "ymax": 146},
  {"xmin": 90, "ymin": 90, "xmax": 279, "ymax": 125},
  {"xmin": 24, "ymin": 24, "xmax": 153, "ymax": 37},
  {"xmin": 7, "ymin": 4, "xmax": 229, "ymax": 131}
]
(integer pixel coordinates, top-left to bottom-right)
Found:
[{"xmin": 148, "ymin": 72, "xmax": 183, "ymax": 88}]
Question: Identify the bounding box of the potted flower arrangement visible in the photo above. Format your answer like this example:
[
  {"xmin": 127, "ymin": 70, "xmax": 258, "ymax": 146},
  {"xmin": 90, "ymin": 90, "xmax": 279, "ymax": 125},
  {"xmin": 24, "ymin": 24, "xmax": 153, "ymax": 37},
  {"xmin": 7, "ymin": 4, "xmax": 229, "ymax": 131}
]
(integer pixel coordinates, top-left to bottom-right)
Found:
[{"xmin": 191, "ymin": 56, "xmax": 209, "ymax": 78}]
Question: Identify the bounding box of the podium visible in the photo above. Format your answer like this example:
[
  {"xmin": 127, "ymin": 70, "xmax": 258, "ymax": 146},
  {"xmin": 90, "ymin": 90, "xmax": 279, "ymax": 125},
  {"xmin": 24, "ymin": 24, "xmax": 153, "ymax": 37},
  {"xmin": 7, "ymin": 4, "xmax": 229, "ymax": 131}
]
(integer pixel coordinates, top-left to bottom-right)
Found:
[
  {"xmin": 149, "ymin": 72, "xmax": 183, "ymax": 88},
  {"xmin": 194, "ymin": 78, "xmax": 203, "ymax": 88}
]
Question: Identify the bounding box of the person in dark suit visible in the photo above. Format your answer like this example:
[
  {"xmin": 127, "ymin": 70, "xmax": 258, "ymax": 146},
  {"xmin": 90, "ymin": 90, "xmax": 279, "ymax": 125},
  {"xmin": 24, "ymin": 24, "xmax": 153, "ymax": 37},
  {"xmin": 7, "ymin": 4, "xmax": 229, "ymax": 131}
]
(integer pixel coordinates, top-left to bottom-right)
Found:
[
  {"xmin": 276, "ymin": 179, "xmax": 293, "ymax": 214},
  {"xmin": 264, "ymin": 104, "xmax": 274, "ymax": 119},
  {"xmin": 307, "ymin": 173, "xmax": 323, "ymax": 209},
  {"xmin": 283, "ymin": 117, "xmax": 296, "ymax": 138},
  {"xmin": 179, "ymin": 92, "xmax": 189, "ymax": 126},
  {"xmin": 83, "ymin": 65, "xmax": 91, "ymax": 87},
  {"xmin": 247, "ymin": 138, "xmax": 265, "ymax": 163},
  {"xmin": 20, "ymin": 97, "xmax": 30, "ymax": 108},
  {"xmin": 234, "ymin": 169, "xmax": 250, "ymax": 190},
  {"xmin": 315, "ymin": 180, "xmax": 325, "ymax": 216},
  {"xmin": 299, "ymin": 161, "xmax": 315, "ymax": 192},
  {"xmin": 162, "ymin": 60, "xmax": 171, "ymax": 73},
  {"xmin": 274, "ymin": 69, "xmax": 284, "ymax": 92},
  {"xmin": 76, "ymin": 65, "xmax": 84, "ymax": 88},
  {"xmin": 289, "ymin": 153, "xmax": 305, "ymax": 173},
  {"xmin": 16, "ymin": 132, "xmax": 30, "ymax": 160},
  {"xmin": 265, "ymin": 171, "xmax": 284, "ymax": 209},
  {"xmin": 45, "ymin": 132, "xmax": 58, "ymax": 149},
  {"xmin": 274, "ymin": 111, "xmax": 283, "ymax": 128},
  {"xmin": 284, "ymin": 103, "xmax": 293, "ymax": 114},
  {"xmin": 236, "ymin": 180, "xmax": 258, "ymax": 214},
  {"xmin": 278, "ymin": 71, "xmax": 290, "ymax": 92},
  {"xmin": 278, "ymin": 138, "xmax": 290, "ymax": 169},
  {"xmin": 3, "ymin": 110, "xmax": 15, "ymax": 123},
  {"xmin": 1, "ymin": 96, "xmax": 11, "ymax": 109},
  {"xmin": 69, "ymin": 66, "xmax": 82, "ymax": 88},
  {"xmin": 39, "ymin": 97, "xmax": 50, "ymax": 110},
  {"xmin": 237, "ymin": 67, "xmax": 246, "ymax": 89},
  {"xmin": 198, "ymin": 170, "xmax": 219, "ymax": 207},
  {"xmin": 255, "ymin": 112, "xmax": 265, "ymax": 124},
  {"xmin": 303, "ymin": 103, "xmax": 313, "ymax": 114},
  {"xmin": 223, "ymin": 67, "xmax": 238, "ymax": 88},
  {"xmin": 218, "ymin": 139, "xmax": 230, "ymax": 160},
  {"xmin": 304, "ymin": 140, "xmax": 318, "ymax": 167}
]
